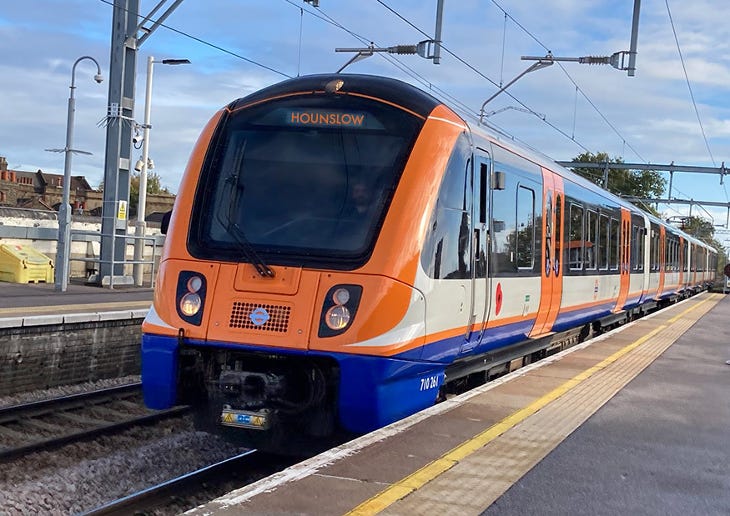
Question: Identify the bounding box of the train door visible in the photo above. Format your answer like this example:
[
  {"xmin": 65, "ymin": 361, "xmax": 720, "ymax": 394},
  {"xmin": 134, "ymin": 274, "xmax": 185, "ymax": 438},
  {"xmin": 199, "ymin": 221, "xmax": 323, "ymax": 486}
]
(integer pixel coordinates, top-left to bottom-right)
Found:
[
  {"xmin": 614, "ymin": 208, "xmax": 631, "ymax": 311},
  {"xmin": 657, "ymin": 226, "xmax": 666, "ymax": 297},
  {"xmin": 462, "ymin": 151, "xmax": 491, "ymax": 352},
  {"xmin": 529, "ymin": 168, "xmax": 564, "ymax": 337},
  {"xmin": 679, "ymin": 237, "xmax": 685, "ymax": 291}
]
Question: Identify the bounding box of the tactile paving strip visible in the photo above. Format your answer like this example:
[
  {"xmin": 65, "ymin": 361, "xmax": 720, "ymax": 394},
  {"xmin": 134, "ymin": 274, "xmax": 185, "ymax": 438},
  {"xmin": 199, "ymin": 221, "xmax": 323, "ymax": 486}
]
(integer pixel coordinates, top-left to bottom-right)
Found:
[{"xmin": 372, "ymin": 294, "xmax": 722, "ymax": 515}]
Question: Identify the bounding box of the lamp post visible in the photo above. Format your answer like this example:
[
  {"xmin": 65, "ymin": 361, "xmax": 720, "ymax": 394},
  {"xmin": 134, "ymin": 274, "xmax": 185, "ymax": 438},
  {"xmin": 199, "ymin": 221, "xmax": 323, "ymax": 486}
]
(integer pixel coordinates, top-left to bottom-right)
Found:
[
  {"xmin": 50, "ymin": 56, "xmax": 103, "ymax": 292},
  {"xmin": 133, "ymin": 56, "xmax": 190, "ymax": 287}
]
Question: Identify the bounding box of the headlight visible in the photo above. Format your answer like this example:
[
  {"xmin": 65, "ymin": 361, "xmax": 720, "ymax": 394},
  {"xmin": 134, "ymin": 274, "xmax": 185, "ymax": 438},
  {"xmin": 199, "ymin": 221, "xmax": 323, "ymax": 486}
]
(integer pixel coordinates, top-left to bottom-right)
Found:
[
  {"xmin": 176, "ymin": 272, "xmax": 207, "ymax": 325},
  {"xmin": 325, "ymin": 304, "xmax": 351, "ymax": 330},
  {"xmin": 318, "ymin": 284, "xmax": 362, "ymax": 337},
  {"xmin": 332, "ymin": 287, "xmax": 350, "ymax": 305},
  {"xmin": 180, "ymin": 292, "xmax": 202, "ymax": 317},
  {"xmin": 187, "ymin": 276, "xmax": 203, "ymax": 293}
]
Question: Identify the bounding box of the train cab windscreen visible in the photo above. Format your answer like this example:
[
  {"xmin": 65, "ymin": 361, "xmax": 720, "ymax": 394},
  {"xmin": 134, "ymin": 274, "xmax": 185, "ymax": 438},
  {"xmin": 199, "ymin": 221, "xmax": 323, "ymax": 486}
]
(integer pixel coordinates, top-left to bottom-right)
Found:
[{"xmin": 189, "ymin": 96, "xmax": 424, "ymax": 268}]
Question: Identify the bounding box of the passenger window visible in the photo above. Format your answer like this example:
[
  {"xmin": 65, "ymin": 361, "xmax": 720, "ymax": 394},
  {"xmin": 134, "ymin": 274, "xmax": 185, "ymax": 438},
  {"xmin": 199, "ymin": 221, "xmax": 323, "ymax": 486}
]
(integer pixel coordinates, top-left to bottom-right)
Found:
[
  {"xmin": 585, "ymin": 210, "xmax": 597, "ymax": 270},
  {"xmin": 516, "ymin": 186, "xmax": 535, "ymax": 269},
  {"xmin": 599, "ymin": 214, "xmax": 609, "ymax": 270},
  {"xmin": 609, "ymin": 218, "xmax": 620, "ymax": 270},
  {"xmin": 554, "ymin": 194, "xmax": 562, "ymax": 276},
  {"xmin": 568, "ymin": 203, "xmax": 584, "ymax": 270}
]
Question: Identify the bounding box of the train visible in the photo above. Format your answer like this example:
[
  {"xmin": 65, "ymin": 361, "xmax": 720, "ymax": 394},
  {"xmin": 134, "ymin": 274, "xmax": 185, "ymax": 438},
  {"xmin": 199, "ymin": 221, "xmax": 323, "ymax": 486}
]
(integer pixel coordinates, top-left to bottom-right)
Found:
[{"xmin": 141, "ymin": 73, "xmax": 717, "ymax": 450}]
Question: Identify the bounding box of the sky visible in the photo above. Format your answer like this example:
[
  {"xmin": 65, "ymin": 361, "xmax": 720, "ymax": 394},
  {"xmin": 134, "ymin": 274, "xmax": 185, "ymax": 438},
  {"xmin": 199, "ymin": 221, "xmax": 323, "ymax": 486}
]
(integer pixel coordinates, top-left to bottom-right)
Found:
[{"xmin": 2, "ymin": 0, "xmax": 729, "ymax": 242}]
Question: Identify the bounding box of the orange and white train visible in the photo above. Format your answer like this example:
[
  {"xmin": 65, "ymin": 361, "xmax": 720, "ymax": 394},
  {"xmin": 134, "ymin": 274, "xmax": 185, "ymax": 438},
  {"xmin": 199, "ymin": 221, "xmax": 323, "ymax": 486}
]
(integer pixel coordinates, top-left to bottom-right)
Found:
[{"xmin": 141, "ymin": 74, "xmax": 717, "ymax": 445}]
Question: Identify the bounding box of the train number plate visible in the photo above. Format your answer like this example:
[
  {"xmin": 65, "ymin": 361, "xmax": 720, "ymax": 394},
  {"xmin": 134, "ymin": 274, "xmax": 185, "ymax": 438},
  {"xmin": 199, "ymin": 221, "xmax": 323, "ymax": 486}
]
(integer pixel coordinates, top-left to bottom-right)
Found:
[{"xmin": 220, "ymin": 409, "xmax": 270, "ymax": 431}]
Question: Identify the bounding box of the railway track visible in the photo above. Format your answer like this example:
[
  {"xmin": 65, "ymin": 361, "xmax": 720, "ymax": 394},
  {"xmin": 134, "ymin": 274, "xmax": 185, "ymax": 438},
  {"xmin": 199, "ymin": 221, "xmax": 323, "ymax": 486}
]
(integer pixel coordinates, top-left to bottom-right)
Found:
[
  {"xmin": 0, "ymin": 382, "xmax": 188, "ymax": 461},
  {"xmin": 83, "ymin": 449, "xmax": 293, "ymax": 515}
]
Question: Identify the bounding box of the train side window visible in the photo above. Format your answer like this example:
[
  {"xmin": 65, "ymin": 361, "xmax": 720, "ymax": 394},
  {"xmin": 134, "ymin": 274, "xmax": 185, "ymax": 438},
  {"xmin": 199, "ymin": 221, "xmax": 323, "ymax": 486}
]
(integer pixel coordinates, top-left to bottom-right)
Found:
[
  {"xmin": 420, "ymin": 134, "xmax": 472, "ymax": 279},
  {"xmin": 516, "ymin": 185, "xmax": 535, "ymax": 270},
  {"xmin": 633, "ymin": 225, "xmax": 645, "ymax": 271},
  {"xmin": 672, "ymin": 239, "xmax": 678, "ymax": 271},
  {"xmin": 609, "ymin": 218, "xmax": 620, "ymax": 270},
  {"xmin": 667, "ymin": 239, "xmax": 671, "ymax": 271},
  {"xmin": 639, "ymin": 227, "xmax": 645, "ymax": 271},
  {"xmin": 555, "ymin": 194, "xmax": 562, "ymax": 275},
  {"xmin": 568, "ymin": 203, "xmax": 584, "ymax": 270},
  {"xmin": 630, "ymin": 225, "xmax": 637, "ymax": 271},
  {"xmin": 598, "ymin": 214, "xmax": 609, "ymax": 270},
  {"xmin": 665, "ymin": 236, "xmax": 671, "ymax": 271},
  {"xmin": 585, "ymin": 210, "xmax": 597, "ymax": 270}
]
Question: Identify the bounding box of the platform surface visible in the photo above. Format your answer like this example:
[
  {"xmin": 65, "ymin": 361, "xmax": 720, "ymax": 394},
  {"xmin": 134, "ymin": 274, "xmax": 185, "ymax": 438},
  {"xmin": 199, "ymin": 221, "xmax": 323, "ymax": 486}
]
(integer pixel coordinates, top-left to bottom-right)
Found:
[
  {"xmin": 0, "ymin": 281, "xmax": 152, "ymax": 318},
  {"xmin": 186, "ymin": 292, "xmax": 730, "ymax": 516}
]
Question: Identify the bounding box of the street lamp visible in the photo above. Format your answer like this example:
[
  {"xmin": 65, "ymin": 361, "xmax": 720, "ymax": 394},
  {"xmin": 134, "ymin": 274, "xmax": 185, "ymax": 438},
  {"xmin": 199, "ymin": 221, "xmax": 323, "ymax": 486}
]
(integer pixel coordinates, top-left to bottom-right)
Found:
[
  {"xmin": 133, "ymin": 55, "xmax": 190, "ymax": 286},
  {"xmin": 47, "ymin": 56, "xmax": 103, "ymax": 292}
]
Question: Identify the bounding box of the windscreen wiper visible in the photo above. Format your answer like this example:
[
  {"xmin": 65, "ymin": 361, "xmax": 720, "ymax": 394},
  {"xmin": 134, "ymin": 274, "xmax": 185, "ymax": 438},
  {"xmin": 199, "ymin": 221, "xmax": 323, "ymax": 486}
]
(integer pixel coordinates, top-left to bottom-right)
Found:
[
  {"xmin": 215, "ymin": 140, "xmax": 275, "ymax": 278},
  {"xmin": 226, "ymin": 220, "xmax": 275, "ymax": 278}
]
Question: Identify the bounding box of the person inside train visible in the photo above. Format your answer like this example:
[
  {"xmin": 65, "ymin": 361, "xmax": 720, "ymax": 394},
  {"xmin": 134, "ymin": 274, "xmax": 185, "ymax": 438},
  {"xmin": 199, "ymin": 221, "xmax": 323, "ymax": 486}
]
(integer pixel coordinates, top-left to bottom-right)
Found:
[{"xmin": 344, "ymin": 181, "xmax": 375, "ymax": 219}]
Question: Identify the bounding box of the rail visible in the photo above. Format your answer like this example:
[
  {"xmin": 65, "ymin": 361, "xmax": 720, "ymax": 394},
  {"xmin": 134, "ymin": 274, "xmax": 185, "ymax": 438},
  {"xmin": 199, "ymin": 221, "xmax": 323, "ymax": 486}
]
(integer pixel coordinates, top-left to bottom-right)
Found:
[
  {"xmin": 0, "ymin": 383, "xmax": 188, "ymax": 461},
  {"xmin": 83, "ymin": 449, "xmax": 267, "ymax": 516}
]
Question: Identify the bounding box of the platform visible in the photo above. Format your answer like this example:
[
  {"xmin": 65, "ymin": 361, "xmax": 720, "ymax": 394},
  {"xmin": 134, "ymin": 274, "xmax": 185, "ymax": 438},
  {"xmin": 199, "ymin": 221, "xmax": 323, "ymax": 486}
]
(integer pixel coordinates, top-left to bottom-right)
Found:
[
  {"xmin": 186, "ymin": 292, "xmax": 730, "ymax": 515},
  {"xmin": 0, "ymin": 281, "xmax": 152, "ymax": 323}
]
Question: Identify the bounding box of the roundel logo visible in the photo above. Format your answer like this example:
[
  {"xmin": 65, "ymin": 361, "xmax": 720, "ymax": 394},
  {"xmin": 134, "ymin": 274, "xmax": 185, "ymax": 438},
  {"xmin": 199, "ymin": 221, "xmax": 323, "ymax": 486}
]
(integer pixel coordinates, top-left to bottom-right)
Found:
[
  {"xmin": 495, "ymin": 283, "xmax": 503, "ymax": 316},
  {"xmin": 250, "ymin": 307, "xmax": 270, "ymax": 326}
]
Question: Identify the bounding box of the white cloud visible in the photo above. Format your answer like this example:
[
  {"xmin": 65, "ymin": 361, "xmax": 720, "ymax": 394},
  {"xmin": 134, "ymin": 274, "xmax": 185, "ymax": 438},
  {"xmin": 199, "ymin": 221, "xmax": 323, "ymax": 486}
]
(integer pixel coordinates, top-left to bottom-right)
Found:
[{"xmin": 0, "ymin": 0, "xmax": 728, "ymax": 219}]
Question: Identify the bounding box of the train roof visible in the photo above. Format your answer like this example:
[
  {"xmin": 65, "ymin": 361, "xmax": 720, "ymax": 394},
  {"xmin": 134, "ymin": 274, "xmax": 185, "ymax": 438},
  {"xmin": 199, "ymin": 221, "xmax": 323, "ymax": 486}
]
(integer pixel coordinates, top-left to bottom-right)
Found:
[
  {"xmin": 462, "ymin": 105, "xmax": 715, "ymax": 252},
  {"xmin": 228, "ymin": 73, "xmax": 442, "ymax": 119},
  {"xmin": 228, "ymin": 74, "xmax": 715, "ymax": 253}
]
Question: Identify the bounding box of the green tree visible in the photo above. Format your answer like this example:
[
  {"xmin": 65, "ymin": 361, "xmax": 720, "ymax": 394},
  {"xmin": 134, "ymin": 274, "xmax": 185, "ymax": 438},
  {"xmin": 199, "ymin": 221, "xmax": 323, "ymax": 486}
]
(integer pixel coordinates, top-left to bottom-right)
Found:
[
  {"xmin": 680, "ymin": 215, "xmax": 714, "ymax": 243},
  {"xmin": 679, "ymin": 215, "xmax": 727, "ymax": 279},
  {"xmin": 567, "ymin": 152, "xmax": 666, "ymax": 215},
  {"xmin": 129, "ymin": 171, "xmax": 170, "ymax": 215}
]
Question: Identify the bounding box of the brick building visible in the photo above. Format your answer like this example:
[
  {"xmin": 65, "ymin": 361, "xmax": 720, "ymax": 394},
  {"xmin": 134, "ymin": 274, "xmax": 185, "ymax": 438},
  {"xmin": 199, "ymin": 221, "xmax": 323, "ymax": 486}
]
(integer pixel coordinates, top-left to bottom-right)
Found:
[{"xmin": 0, "ymin": 155, "xmax": 174, "ymax": 218}]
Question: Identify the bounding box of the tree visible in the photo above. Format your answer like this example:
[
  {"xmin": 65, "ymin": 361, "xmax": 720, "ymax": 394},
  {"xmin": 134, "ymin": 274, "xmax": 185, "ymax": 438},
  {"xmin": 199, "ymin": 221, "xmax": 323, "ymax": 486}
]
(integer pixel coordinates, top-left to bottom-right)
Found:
[
  {"xmin": 99, "ymin": 172, "xmax": 171, "ymax": 214},
  {"xmin": 680, "ymin": 215, "xmax": 714, "ymax": 243},
  {"xmin": 567, "ymin": 152, "xmax": 666, "ymax": 215},
  {"xmin": 678, "ymin": 215, "xmax": 727, "ymax": 278},
  {"xmin": 129, "ymin": 171, "xmax": 170, "ymax": 215}
]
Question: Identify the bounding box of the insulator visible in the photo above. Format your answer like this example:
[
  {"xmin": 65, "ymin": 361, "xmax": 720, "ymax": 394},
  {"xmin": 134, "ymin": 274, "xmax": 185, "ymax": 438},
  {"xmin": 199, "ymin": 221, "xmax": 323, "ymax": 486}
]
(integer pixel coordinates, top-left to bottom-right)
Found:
[
  {"xmin": 390, "ymin": 45, "xmax": 418, "ymax": 55},
  {"xmin": 579, "ymin": 56, "xmax": 610, "ymax": 65}
]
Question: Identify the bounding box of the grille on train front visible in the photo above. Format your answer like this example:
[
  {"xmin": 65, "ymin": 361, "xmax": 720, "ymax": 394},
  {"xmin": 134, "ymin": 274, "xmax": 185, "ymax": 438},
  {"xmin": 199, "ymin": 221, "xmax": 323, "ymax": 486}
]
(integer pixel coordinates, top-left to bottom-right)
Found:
[{"xmin": 229, "ymin": 302, "xmax": 291, "ymax": 333}]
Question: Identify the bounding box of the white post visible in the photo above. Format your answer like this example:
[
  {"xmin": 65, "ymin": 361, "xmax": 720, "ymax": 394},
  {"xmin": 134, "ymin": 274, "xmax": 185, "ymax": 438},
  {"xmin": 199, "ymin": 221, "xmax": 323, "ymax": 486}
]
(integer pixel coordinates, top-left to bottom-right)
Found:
[{"xmin": 133, "ymin": 55, "xmax": 154, "ymax": 286}]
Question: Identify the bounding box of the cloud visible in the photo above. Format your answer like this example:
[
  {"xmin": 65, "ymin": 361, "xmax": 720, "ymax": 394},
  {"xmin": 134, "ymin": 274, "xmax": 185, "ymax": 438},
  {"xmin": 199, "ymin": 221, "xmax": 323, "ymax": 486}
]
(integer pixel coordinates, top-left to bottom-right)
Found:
[{"xmin": 1, "ymin": 0, "xmax": 728, "ymax": 226}]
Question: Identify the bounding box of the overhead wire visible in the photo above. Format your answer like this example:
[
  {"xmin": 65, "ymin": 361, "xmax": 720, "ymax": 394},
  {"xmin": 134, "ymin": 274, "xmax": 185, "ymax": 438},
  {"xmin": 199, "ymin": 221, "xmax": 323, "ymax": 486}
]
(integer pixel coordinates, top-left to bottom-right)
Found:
[
  {"xmin": 287, "ymin": 1, "xmax": 587, "ymax": 156},
  {"xmin": 665, "ymin": 0, "xmax": 716, "ymax": 168},
  {"xmin": 98, "ymin": 0, "xmax": 291, "ymax": 79},
  {"xmin": 665, "ymin": 0, "xmax": 729, "ymax": 217},
  {"xmin": 372, "ymin": 0, "xmax": 592, "ymax": 153},
  {"xmin": 282, "ymin": 0, "xmax": 478, "ymax": 117},
  {"xmin": 98, "ymin": 0, "xmax": 725, "ymax": 217},
  {"xmin": 488, "ymin": 0, "xmax": 647, "ymax": 163}
]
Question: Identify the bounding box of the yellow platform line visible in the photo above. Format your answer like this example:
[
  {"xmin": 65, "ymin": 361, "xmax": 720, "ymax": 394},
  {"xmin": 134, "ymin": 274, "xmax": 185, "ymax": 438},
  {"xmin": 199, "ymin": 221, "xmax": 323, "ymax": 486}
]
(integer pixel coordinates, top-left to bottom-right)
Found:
[
  {"xmin": 346, "ymin": 294, "xmax": 719, "ymax": 516},
  {"xmin": 0, "ymin": 300, "xmax": 151, "ymax": 316}
]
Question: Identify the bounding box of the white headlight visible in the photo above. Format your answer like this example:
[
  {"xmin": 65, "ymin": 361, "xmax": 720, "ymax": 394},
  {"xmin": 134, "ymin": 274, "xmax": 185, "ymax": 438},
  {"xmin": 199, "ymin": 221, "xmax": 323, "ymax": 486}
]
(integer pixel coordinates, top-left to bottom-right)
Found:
[
  {"xmin": 332, "ymin": 287, "xmax": 350, "ymax": 305},
  {"xmin": 180, "ymin": 292, "xmax": 202, "ymax": 316},
  {"xmin": 325, "ymin": 304, "xmax": 351, "ymax": 330},
  {"xmin": 187, "ymin": 276, "xmax": 203, "ymax": 293}
]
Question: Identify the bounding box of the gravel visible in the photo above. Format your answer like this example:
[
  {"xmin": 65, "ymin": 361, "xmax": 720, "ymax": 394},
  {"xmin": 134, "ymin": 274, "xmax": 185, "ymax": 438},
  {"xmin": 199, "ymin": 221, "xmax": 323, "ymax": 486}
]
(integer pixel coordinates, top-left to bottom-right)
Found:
[
  {"xmin": 0, "ymin": 375, "xmax": 142, "ymax": 408},
  {"xmin": 0, "ymin": 379, "xmax": 251, "ymax": 515}
]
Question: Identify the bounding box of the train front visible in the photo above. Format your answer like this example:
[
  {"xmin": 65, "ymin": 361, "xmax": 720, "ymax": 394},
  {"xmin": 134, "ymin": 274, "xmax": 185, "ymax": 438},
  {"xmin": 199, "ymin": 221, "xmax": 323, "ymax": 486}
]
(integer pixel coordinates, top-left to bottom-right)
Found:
[{"xmin": 141, "ymin": 74, "xmax": 465, "ymax": 445}]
